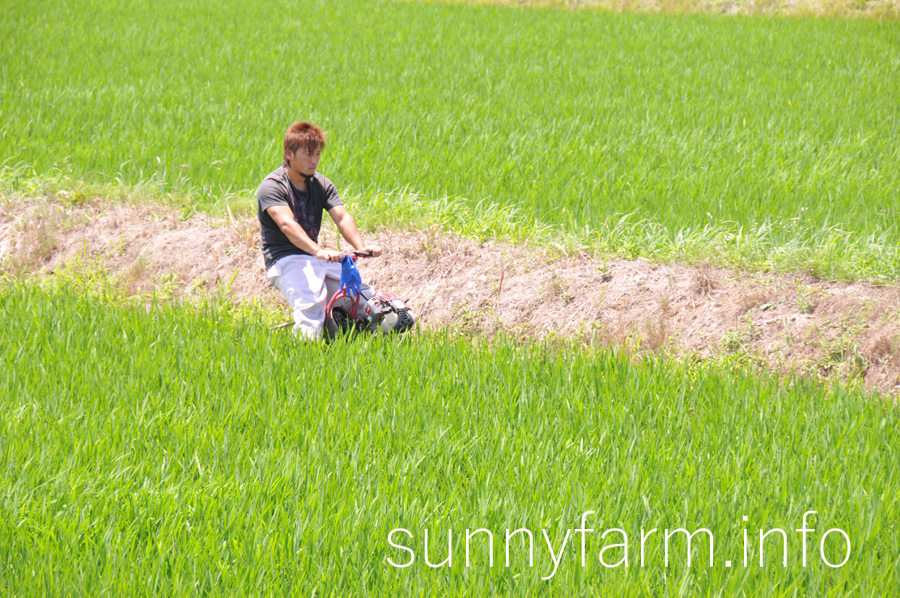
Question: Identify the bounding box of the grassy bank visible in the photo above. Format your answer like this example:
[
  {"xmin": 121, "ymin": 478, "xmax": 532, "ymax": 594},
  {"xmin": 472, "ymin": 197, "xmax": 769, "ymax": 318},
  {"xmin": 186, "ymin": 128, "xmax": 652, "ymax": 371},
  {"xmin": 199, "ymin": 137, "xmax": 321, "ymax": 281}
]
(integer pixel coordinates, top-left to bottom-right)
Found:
[{"xmin": 0, "ymin": 283, "xmax": 897, "ymax": 595}]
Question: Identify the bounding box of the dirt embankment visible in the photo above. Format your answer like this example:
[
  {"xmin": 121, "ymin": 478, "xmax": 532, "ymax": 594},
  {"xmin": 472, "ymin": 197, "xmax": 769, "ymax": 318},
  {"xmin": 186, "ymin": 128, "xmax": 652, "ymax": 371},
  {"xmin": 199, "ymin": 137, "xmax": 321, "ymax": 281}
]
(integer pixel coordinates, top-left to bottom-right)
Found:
[{"xmin": 3, "ymin": 195, "xmax": 900, "ymax": 396}]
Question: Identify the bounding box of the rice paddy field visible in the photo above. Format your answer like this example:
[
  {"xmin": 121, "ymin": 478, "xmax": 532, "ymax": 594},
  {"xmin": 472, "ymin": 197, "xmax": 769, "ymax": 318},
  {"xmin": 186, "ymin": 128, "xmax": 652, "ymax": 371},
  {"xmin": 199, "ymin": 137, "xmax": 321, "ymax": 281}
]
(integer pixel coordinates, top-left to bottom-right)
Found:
[
  {"xmin": 0, "ymin": 285, "xmax": 897, "ymax": 595},
  {"xmin": 1, "ymin": 0, "xmax": 899, "ymax": 277},
  {"xmin": 2, "ymin": 0, "xmax": 900, "ymax": 595}
]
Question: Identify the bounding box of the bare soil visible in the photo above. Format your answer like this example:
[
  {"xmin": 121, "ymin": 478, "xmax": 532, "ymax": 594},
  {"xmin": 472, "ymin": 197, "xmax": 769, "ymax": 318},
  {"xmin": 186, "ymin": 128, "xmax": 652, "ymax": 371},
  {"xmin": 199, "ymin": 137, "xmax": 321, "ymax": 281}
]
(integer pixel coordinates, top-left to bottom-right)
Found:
[{"xmin": 3, "ymin": 195, "xmax": 900, "ymax": 396}]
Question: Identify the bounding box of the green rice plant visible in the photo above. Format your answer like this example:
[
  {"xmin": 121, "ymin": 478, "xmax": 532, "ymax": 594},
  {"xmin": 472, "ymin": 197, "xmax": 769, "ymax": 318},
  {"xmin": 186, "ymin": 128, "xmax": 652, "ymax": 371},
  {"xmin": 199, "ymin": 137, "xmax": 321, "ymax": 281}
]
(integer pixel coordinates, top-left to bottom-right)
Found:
[
  {"xmin": 0, "ymin": 282, "xmax": 898, "ymax": 595},
  {"xmin": 1, "ymin": 0, "xmax": 899, "ymax": 277}
]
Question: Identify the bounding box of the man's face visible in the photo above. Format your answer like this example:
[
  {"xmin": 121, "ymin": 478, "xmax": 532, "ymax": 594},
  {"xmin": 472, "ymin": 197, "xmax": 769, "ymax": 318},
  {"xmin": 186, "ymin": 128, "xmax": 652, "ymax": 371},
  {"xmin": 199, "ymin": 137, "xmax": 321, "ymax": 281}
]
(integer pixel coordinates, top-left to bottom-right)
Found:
[{"xmin": 288, "ymin": 146, "xmax": 321, "ymax": 177}]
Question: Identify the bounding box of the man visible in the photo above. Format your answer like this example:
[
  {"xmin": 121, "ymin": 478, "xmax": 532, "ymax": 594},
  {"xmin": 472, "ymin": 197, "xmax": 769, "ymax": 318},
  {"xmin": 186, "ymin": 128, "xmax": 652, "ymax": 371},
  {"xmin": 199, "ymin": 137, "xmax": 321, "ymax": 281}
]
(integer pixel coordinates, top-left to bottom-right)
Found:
[{"xmin": 257, "ymin": 121, "xmax": 381, "ymax": 340}]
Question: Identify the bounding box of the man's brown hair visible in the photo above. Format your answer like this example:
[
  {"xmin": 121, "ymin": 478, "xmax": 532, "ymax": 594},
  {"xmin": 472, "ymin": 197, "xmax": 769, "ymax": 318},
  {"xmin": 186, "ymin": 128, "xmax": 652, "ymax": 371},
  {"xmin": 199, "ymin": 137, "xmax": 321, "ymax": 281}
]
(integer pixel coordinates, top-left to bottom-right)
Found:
[{"xmin": 283, "ymin": 121, "xmax": 327, "ymax": 166}]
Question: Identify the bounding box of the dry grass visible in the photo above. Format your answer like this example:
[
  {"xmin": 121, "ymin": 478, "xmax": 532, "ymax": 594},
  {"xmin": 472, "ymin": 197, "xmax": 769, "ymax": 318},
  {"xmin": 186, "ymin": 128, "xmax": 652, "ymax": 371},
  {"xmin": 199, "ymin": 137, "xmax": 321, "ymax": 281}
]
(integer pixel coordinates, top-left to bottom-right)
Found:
[
  {"xmin": 450, "ymin": 299, "xmax": 504, "ymax": 336},
  {"xmin": 690, "ymin": 264, "xmax": 718, "ymax": 296},
  {"xmin": 795, "ymin": 284, "xmax": 822, "ymax": 314},
  {"xmin": 642, "ymin": 314, "xmax": 673, "ymax": 352},
  {"xmin": 1, "ymin": 206, "xmax": 61, "ymax": 277},
  {"xmin": 415, "ymin": 0, "xmax": 899, "ymax": 18},
  {"xmin": 736, "ymin": 288, "xmax": 776, "ymax": 313},
  {"xmin": 865, "ymin": 331, "xmax": 900, "ymax": 365},
  {"xmin": 120, "ymin": 254, "xmax": 153, "ymax": 295},
  {"xmin": 225, "ymin": 219, "xmax": 261, "ymax": 256},
  {"xmin": 722, "ymin": 316, "xmax": 762, "ymax": 352},
  {"xmin": 581, "ymin": 318, "xmax": 634, "ymax": 352},
  {"xmin": 543, "ymin": 272, "xmax": 570, "ymax": 301}
]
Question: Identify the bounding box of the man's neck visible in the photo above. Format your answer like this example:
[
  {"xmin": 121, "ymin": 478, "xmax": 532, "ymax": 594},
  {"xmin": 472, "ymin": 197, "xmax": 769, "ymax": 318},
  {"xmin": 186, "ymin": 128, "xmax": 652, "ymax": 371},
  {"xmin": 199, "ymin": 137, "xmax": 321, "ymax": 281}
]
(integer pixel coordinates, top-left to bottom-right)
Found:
[{"xmin": 286, "ymin": 167, "xmax": 307, "ymax": 191}]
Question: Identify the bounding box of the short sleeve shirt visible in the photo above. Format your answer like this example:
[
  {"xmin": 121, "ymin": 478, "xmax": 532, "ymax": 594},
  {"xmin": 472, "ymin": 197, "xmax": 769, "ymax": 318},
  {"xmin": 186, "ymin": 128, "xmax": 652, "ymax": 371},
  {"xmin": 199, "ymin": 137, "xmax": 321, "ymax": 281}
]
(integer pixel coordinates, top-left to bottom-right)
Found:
[{"xmin": 257, "ymin": 168, "xmax": 343, "ymax": 269}]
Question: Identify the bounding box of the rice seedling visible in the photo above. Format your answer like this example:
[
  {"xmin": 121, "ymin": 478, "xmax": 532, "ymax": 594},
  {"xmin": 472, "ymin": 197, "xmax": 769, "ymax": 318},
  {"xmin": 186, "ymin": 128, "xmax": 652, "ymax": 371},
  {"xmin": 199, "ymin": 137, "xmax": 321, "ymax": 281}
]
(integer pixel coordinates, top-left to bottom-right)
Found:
[
  {"xmin": 1, "ymin": 0, "xmax": 898, "ymax": 276},
  {"xmin": 0, "ymin": 283, "xmax": 897, "ymax": 595}
]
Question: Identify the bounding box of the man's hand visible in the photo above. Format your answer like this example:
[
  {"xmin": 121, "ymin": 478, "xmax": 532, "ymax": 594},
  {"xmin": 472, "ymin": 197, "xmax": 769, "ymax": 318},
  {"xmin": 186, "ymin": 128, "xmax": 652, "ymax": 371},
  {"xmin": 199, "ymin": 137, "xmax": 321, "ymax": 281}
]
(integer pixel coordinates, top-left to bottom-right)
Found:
[
  {"xmin": 358, "ymin": 245, "xmax": 382, "ymax": 257},
  {"xmin": 315, "ymin": 248, "xmax": 343, "ymax": 263}
]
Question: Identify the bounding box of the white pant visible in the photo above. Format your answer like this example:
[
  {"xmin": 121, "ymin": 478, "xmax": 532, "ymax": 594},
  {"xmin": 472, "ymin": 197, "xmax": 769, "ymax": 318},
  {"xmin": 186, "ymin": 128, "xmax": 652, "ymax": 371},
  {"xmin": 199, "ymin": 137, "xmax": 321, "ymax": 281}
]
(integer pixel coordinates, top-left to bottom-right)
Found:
[{"xmin": 267, "ymin": 254, "xmax": 374, "ymax": 340}]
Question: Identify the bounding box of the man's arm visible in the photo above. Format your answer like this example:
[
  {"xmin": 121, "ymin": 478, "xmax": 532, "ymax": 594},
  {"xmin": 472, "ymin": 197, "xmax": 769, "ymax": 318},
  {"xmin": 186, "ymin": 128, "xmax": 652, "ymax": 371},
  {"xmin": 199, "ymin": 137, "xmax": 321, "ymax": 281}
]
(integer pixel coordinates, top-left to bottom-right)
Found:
[
  {"xmin": 265, "ymin": 205, "xmax": 342, "ymax": 262},
  {"xmin": 328, "ymin": 205, "xmax": 382, "ymax": 257}
]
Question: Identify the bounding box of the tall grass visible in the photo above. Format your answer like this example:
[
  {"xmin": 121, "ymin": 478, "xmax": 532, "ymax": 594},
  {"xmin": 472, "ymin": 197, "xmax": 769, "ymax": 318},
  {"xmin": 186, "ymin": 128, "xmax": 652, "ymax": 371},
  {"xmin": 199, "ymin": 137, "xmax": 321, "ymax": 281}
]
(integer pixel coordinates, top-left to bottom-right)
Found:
[
  {"xmin": 1, "ymin": 0, "xmax": 899, "ymax": 275},
  {"xmin": 0, "ymin": 283, "xmax": 897, "ymax": 595},
  {"xmin": 4, "ymin": 166, "xmax": 899, "ymax": 281}
]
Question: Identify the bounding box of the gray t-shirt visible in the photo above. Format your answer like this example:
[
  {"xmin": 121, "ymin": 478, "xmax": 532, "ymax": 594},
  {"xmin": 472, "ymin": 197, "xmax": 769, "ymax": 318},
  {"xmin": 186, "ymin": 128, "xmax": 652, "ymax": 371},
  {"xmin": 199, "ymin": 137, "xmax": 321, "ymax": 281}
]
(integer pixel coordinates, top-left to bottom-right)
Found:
[{"xmin": 257, "ymin": 166, "xmax": 343, "ymax": 269}]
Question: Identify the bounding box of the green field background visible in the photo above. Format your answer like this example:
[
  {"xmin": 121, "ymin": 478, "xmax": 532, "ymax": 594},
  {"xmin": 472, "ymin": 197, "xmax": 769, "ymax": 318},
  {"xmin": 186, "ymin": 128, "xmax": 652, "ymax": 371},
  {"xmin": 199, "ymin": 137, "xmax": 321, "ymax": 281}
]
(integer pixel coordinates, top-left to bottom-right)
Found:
[
  {"xmin": 0, "ymin": 285, "xmax": 898, "ymax": 595},
  {"xmin": 3, "ymin": 2, "xmax": 900, "ymax": 594},
  {"xmin": 2, "ymin": 0, "xmax": 899, "ymax": 244}
]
